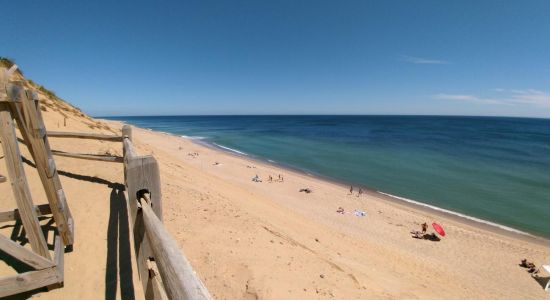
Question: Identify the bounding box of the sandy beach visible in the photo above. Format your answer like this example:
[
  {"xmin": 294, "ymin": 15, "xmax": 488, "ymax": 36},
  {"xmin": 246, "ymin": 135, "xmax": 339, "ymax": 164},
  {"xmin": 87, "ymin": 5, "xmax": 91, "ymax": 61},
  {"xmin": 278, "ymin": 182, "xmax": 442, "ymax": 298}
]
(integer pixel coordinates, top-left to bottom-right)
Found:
[
  {"xmin": 112, "ymin": 123, "xmax": 550, "ymax": 300},
  {"xmin": 0, "ymin": 83, "xmax": 549, "ymax": 299}
]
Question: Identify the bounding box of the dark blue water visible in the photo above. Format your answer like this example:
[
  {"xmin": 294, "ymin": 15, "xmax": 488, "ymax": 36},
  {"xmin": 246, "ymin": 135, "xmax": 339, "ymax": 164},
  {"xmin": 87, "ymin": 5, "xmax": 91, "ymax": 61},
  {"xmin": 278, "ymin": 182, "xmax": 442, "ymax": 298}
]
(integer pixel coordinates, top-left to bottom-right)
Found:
[{"xmin": 104, "ymin": 115, "xmax": 550, "ymax": 237}]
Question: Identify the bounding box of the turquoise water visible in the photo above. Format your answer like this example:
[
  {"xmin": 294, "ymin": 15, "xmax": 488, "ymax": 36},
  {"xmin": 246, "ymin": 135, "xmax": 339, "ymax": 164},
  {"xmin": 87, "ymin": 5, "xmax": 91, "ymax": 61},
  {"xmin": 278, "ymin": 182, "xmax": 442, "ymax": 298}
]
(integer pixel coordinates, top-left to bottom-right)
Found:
[{"xmin": 104, "ymin": 115, "xmax": 550, "ymax": 237}]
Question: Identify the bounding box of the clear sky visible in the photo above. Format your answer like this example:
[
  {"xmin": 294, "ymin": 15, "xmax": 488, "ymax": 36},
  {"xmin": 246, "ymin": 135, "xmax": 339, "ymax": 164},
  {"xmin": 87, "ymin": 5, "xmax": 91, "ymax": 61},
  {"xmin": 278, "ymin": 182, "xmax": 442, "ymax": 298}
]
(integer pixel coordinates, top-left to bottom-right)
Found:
[{"xmin": 2, "ymin": 1, "xmax": 550, "ymax": 117}]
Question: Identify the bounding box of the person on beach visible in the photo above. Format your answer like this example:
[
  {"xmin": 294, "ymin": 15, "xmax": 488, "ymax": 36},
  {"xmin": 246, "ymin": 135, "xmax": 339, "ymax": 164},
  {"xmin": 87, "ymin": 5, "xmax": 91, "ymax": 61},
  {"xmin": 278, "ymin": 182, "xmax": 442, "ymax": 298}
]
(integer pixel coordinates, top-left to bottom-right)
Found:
[
  {"xmin": 268, "ymin": 175, "xmax": 273, "ymax": 182},
  {"xmin": 336, "ymin": 207, "xmax": 345, "ymax": 214},
  {"xmin": 357, "ymin": 188, "xmax": 363, "ymax": 197},
  {"xmin": 349, "ymin": 186, "xmax": 353, "ymax": 195},
  {"xmin": 411, "ymin": 222, "xmax": 430, "ymax": 239}
]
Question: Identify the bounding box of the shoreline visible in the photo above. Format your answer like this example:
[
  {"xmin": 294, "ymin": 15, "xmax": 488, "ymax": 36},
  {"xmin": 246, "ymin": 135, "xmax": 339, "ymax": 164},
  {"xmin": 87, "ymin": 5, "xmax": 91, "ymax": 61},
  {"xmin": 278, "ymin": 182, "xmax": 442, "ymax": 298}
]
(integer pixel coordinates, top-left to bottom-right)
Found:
[
  {"xmin": 167, "ymin": 126, "xmax": 550, "ymax": 245},
  {"xmin": 101, "ymin": 118, "xmax": 550, "ymax": 245},
  {"xmin": 204, "ymin": 139, "xmax": 550, "ymax": 247}
]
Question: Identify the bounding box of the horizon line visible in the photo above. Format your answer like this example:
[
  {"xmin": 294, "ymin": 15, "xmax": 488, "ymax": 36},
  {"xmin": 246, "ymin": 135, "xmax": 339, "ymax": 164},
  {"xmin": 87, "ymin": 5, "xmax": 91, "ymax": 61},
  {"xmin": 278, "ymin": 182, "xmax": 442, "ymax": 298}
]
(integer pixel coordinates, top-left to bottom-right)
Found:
[{"xmin": 95, "ymin": 113, "xmax": 550, "ymax": 120}]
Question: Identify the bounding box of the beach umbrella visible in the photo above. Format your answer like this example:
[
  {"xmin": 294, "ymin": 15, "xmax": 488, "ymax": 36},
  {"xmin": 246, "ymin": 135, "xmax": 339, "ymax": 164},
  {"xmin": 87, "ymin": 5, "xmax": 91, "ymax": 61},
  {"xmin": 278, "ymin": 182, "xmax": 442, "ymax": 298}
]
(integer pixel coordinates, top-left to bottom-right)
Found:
[{"xmin": 432, "ymin": 222, "xmax": 446, "ymax": 237}]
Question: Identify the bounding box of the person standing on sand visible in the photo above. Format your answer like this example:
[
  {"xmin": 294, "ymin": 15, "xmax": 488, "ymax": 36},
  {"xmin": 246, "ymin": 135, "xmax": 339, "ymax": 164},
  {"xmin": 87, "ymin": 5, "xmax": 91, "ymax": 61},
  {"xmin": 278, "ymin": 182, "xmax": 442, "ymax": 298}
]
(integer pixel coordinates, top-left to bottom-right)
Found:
[
  {"xmin": 269, "ymin": 175, "xmax": 273, "ymax": 182},
  {"xmin": 358, "ymin": 188, "xmax": 363, "ymax": 197},
  {"xmin": 350, "ymin": 186, "xmax": 353, "ymax": 195}
]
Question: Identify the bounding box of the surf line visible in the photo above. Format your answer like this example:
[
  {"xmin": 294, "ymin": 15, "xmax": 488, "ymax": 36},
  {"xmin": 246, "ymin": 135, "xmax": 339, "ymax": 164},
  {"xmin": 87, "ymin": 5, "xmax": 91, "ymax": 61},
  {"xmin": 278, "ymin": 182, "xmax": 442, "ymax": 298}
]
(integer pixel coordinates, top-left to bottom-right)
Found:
[
  {"xmin": 213, "ymin": 143, "xmax": 248, "ymax": 156},
  {"xmin": 378, "ymin": 191, "xmax": 531, "ymax": 236}
]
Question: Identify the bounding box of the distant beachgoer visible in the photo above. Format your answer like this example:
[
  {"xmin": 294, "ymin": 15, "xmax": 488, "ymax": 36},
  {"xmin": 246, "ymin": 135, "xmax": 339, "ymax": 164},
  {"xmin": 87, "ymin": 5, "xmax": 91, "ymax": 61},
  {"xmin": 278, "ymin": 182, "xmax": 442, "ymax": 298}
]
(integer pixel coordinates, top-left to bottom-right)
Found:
[
  {"xmin": 336, "ymin": 207, "xmax": 345, "ymax": 214},
  {"xmin": 354, "ymin": 209, "xmax": 366, "ymax": 217},
  {"xmin": 349, "ymin": 186, "xmax": 353, "ymax": 195},
  {"xmin": 411, "ymin": 231, "xmax": 423, "ymax": 239},
  {"xmin": 421, "ymin": 222, "xmax": 428, "ymax": 233},
  {"xmin": 281, "ymin": 175, "xmax": 284, "ymax": 182},
  {"xmin": 269, "ymin": 175, "xmax": 273, "ymax": 182},
  {"xmin": 357, "ymin": 188, "xmax": 363, "ymax": 197}
]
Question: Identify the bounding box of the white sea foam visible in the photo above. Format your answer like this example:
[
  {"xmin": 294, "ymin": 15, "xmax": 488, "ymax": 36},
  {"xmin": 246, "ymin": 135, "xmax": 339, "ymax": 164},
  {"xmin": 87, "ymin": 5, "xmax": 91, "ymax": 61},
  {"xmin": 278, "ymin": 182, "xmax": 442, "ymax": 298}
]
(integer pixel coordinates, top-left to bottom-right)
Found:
[
  {"xmin": 377, "ymin": 192, "xmax": 531, "ymax": 236},
  {"xmin": 181, "ymin": 135, "xmax": 206, "ymax": 140},
  {"xmin": 268, "ymin": 159, "xmax": 275, "ymax": 163},
  {"xmin": 213, "ymin": 143, "xmax": 248, "ymax": 156}
]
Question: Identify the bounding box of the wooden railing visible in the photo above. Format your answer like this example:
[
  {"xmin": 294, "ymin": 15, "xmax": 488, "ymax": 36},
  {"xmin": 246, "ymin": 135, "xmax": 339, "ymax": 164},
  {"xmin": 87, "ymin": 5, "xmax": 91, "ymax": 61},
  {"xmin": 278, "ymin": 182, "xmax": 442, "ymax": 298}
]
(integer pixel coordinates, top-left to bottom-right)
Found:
[
  {"xmin": 42, "ymin": 123, "xmax": 212, "ymax": 299},
  {"xmin": 46, "ymin": 131, "xmax": 124, "ymax": 163},
  {"xmin": 122, "ymin": 125, "xmax": 212, "ymax": 300}
]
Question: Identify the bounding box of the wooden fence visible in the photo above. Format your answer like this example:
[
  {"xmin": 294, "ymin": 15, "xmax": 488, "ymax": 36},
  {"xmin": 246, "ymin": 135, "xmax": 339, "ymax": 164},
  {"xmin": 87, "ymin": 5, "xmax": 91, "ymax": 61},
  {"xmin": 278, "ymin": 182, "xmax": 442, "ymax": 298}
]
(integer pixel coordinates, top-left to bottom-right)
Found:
[
  {"xmin": 1, "ymin": 63, "xmax": 210, "ymax": 298},
  {"xmin": 122, "ymin": 125, "xmax": 212, "ymax": 300},
  {"xmin": 0, "ymin": 66, "xmax": 69, "ymax": 297},
  {"xmin": 49, "ymin": 125, "xmax": 212, "ymax": 299}
]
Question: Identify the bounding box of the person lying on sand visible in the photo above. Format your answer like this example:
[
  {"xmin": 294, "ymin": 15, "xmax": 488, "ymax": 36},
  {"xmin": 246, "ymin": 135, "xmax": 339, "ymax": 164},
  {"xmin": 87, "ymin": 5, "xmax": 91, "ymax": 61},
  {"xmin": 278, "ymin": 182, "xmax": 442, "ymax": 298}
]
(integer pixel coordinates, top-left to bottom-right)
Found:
[
  {"xmin": 252, "ymin": 175, "xmax": 262, "ymax": 182},
  {"xmin": 520, "ymin": 259, "xmax": 539, "ymax": 274},
  {"xmin": 336, "ymin": 207, "xmax": 345, "ymax": 214},
  {"xmin": 299, "ymin": 188, "xmax": 312, "ymax": 193},
  {"xmin": 410, "ymin": 230, "xmax": 423, "ymax": 239}
]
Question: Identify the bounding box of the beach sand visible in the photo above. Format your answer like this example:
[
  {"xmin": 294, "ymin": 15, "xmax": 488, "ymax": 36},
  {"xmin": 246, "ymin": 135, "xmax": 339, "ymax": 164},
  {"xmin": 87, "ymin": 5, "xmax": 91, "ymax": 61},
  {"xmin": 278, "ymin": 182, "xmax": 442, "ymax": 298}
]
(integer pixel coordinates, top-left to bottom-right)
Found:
[
  {"xmin": 111, "ymin": 124, "xmax": 550, "ymax": 300},
  {"xmin": 1, "ymin": 86, "xmax": 549, "ymax": 299}
]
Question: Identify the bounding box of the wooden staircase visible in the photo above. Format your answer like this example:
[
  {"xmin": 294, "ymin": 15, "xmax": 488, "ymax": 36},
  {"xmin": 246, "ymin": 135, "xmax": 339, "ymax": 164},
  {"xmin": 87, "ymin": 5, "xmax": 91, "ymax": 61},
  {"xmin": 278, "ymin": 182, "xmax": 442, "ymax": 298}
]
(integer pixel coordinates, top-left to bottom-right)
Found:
[{"xmin": 0, "ymin": 66, "xmax": 72, "ymax": 297}]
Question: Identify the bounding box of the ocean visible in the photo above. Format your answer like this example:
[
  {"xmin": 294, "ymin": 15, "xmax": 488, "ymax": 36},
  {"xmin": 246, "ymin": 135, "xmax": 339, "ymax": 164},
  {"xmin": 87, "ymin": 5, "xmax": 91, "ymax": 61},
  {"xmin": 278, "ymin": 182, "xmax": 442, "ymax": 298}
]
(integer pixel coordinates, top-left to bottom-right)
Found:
[{"xmin": 104, "ymin": 115, "xmax": 550, "ymax": 237}]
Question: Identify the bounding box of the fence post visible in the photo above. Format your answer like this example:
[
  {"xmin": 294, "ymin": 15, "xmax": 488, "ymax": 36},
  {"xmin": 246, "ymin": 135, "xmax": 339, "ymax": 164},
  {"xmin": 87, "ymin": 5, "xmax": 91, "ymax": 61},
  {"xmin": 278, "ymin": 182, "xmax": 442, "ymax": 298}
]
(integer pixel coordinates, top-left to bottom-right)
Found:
[{"xmin": 122, "ymin": 125, "xmax": 132, "ymax": 142}]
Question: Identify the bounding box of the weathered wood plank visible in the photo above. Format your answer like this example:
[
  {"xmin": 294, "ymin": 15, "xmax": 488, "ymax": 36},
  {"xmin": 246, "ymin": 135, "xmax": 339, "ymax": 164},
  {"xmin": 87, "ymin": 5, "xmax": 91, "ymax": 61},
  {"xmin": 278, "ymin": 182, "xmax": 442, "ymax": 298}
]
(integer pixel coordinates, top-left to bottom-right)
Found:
[
  {"xmin": 5, "ymin": 83, "xmax": 24, "ymax": 103},
  {"xmin": 35, "ymin": 126, "xmax": 46, "ymax": 139},
  {"xmin": 123, "ymin": 137, "xmax": 138, "ymax": 159},
  {"xmin": 47, "ymin": 131, "xmax": 123, "ymax": 141},
  {"xmin": 54, "ymin": 235, "xmax": 64, "ymax": 282},
  {"xmin": 46, "ymin": 158, "xmax": 56, "ymax": 178},
  {"xmin": 0, "ymin": 103, "xmax": 51, "ymax": 259},
  {"xmin": 145, "ymin": 265, "xmax": 169, "ymax": 300},
  {"xmin": 0, "ymin": 267, "xmax": 60, "ymax": 298},
  {"xmin": 122, "ymin": 125, "xmax": 133, "ymax": 141},
  {"xmin": 0, "ymin": 68, "xmax": 7, "ymax": 102},
  {"xmin": 124, "ymin": 153, "xmax": 162, "ymax": 220},
  {"xmin": 135, "ymin": 217, "xmax": 154, "ymax": 298},
  {"xmin": 46, "ymin": 235, "xmax": 64, "ymax": 291},
  {"xmin": 12, "ymin": 89, "xmax": 74, "ymax": 245},
  {"xmin": 0, "ymin": 204, "xmax": 53, "ymax": 223},
  {"xmin": 51, "ymin": 150, "xmax": 123, "ymax": 163},
  {"xmin": 140, "ymin": 194, "xmax": 211, "ymax": 300},
  {"xmin": 0, "ymin": 234, "xmax": 54, "ymax": 270}
]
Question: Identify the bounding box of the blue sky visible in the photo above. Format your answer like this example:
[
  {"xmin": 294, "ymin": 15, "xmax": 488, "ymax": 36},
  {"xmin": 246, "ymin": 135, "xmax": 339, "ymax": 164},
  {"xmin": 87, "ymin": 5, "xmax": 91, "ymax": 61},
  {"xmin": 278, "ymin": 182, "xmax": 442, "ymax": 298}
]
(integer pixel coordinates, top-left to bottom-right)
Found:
[{"xmin": 2, "ymin": 0, "xmax": 550, "ymax": 117}]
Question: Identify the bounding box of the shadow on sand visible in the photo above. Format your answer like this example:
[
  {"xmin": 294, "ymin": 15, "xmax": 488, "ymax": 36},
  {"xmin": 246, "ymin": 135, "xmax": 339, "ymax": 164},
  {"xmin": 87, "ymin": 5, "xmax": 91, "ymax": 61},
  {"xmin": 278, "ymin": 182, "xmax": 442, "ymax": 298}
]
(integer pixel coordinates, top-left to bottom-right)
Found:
[
  {"xmin": 105, "ymin": 184, "xmax": 136, "ymax": 300},
  {"xmin": 2, "ymin": 159, "xmax": 137, "ymax": 299}
]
